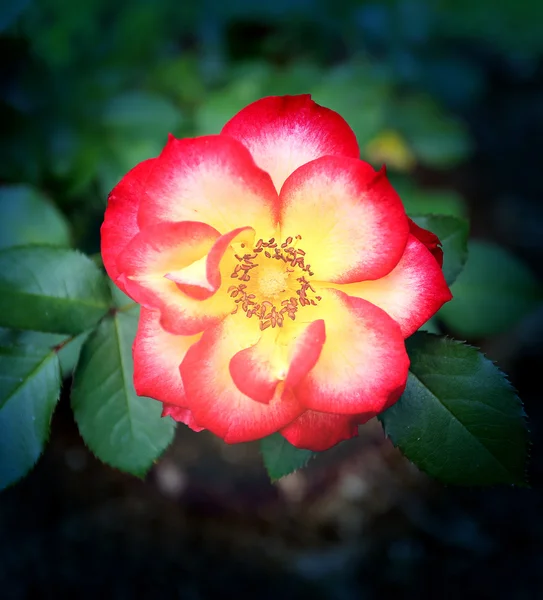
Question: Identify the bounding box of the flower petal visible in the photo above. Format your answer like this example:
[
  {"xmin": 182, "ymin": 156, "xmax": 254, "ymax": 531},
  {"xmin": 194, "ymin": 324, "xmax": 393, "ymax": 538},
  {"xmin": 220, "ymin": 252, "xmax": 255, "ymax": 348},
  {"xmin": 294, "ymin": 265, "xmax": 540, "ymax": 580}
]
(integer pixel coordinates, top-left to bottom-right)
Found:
[
  {"xmin": 409, "ymin": 218, "xmax": 444, "ymax": 267},
  {"xmin": 118, "ymin": 220, "xmax": 220, "ymax": 282},
  {"xmin": 280, "ymin": 410, "xmax": 374, "ymax": 451},
  {"xmin": 117, "ymin": 220, "xmax": 227, "ymax": 334},
  {"xmin": 329, "ymin": 235, "xmax": 453, "ymax": 337},
  {"xmin": 284, "ymin": 319, "xmax": 326, "ymax": 389},
  {"xmin": 165, "ymin": 226, "xmax": 255, "ymax": 300},
  {"xmin": 228, "ymin": 319, "xmax": 326, "ymax": 404},
  {"xmin": 180, "ymin": 314, "xmax": 304, "ymax": 443},
  {"xmin": 294, "ymin": 289, "xmax": 409, "ymax": 415},
  {"xmin": 221, "ymin": 95, "xmax": 360, "ymax": 192},
  {"xmin": 101, "ymin": 158, "xmax": 155, "ymax": 290},
  {"xmin": 133, "ymin": 308, "xmax": 203, "ymax": 432},
  {"xmin": 162, "ymin": 404, "xmax": 205, "ymax": 432},
  {"xmin": 137, "ymin": 134, "xmax": 279, "ymax": 239},
  {"xmin": 118, "ymin": 222, "xmax": 251, "ymax": 335},
  {"xmin": 279, "ymin": 157, "xmax": 409, "ymax": 283}
]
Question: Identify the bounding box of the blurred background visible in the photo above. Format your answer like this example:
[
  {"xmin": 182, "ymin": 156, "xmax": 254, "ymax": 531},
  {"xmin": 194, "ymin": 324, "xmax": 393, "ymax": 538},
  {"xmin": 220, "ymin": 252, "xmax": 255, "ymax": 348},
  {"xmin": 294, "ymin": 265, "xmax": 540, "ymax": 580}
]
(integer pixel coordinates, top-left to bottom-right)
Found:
[{"xmin": 1, "ymin": 0, "xmax": 543, "ymax": 597}]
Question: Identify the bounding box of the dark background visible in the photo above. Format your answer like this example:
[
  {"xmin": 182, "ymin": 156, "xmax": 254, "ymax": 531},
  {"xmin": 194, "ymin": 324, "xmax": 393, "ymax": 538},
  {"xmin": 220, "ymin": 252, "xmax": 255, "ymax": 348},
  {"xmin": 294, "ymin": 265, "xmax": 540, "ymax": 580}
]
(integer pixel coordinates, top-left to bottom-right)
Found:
[{"xmin": 1, "ymin": 1, "xmax": 543, "ymax": 598}]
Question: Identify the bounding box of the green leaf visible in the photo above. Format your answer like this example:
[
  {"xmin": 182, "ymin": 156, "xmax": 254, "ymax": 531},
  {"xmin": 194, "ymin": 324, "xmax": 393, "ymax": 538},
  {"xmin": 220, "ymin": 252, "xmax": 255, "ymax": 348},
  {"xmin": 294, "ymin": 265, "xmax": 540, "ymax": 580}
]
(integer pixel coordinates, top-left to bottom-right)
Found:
[
  {"xmin": 108, "ymin": 280, "xmax": 137, "ymax": 310},
  {"xmin": 439, "ymin": 241, "xmax": 543, "ymax": 337},
  {"xmin": 380, "ymin": 333, "xmax": 529, "ymax": 486},
  {"xmin": 0, "ymin": 328, "xmax": 89, "ymax": 378},
  {"xmin": 71, "ymin": 307, "xmax": 175, "ymax": 476},
  {"xmin": 0, "ymin": 344, "xmax": 61, "ymax": 489},
  {"xmin": 56, "ymin": 332, "xmax": 90, "ymax": 376},
  {"xmin": 0, "ymin": 185, "xmax": 71, "ymax": 250},
  {"xmin": 391, "ymin": 178, "xmax": 468, "ymax": 218},
  {"xmin": 410, "ymin": 214, "xmax": 469, "ymax": 285},
  {"xmin": 260, "ymin": 433, "xmax": 316, "ymax": 480},
  {"xmin": 418, "ymin": 317, "xmax": 441, "ymax": 334},
  {"xmin": 0, "ymin": 246, "xmax": 111, "ymax": 334}
]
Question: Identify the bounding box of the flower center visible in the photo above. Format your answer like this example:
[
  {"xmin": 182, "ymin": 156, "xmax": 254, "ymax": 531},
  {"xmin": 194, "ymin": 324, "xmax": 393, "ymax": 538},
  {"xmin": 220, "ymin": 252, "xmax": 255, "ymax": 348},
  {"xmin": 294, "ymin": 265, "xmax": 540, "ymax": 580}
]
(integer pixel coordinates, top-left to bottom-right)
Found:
[
  {"xmin": 228, "ymin": 235, "xmax": 321, "ymax": 330},
  {"xmin": 258, "ymin": 263, "xmax": 288, "ymax": 298}
]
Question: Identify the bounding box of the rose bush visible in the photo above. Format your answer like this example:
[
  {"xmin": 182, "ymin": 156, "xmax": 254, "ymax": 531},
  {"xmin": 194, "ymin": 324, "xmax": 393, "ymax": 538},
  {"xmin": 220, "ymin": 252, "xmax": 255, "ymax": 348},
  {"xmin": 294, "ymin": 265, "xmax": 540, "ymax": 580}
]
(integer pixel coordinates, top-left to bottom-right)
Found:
[{"xmin": 101, "ymin": 95, "xmax": 452, "ymax": 451}]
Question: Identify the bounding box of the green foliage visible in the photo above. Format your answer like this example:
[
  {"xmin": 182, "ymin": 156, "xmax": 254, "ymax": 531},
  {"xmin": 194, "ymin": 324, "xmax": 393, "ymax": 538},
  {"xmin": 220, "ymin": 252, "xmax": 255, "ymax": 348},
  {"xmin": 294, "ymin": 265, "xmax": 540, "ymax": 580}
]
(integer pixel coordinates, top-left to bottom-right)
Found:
[
  {"xmin": 439, "ymin": 241, "xmax": 543, "ymax": 337},
  {"xmin": 0, "ymin": 185, "xmax": 71, "ymax": 249},
  {"xmin": 0, "ymin": 0, "xmax": 31, "ymax": 31},
  {"xmin": 0, "ymin": 247, "xmax": 111, "ymax": 334},
  {"xmin": 195, "ymin": 63, "xmax": 273, "ymax": 135},
  {"xmin": 309, "ymin": 63, "xmax": 391, "ymax": 150},
  {"xmin": 71, "ymin": 307, "xmax": 175, "ymax": 477},
  {"xmin": 410, "ymin": 214, "xmax": 469, "ymax": 285},
  {"xmin": 3, "ymin": 0, "xmax": 540, "ymax": 195},
  {"xmin": 0, "ymin": 344, "xmax": 61, "ymax": 489},
  {"xmin": 418, "ymin": 317, "xmax": 440, "ymax": 334},
  {"xmin": 108, "ymin": 281, "xmax": 137, "ymax": 310},
  {"xmin": 260, "ymin": 433, "xmax": 316, "ymax": 480},
  {"xmin": 55, "ymin": 332, "xmax": 90, "ymax": 376},
  {"xmin": 0, "ymin": 0, "xmax": 538, "ymax": 488},
  {"xmin": 437, "ymin": 0, "xmax": 543, "ymax": 53},
  {"xmin": 194, "ymin": 60, "xmax": 473, "ymax": 169},
  {"xmin": 96, "ymin": 91, "xmax": 186, "ymax": 196},
  {"xmin": 0, "ymin": 329, "xmax": 90, "ymax": 379},
  {"xmin": 393, "ymin": 179, "xmax": 468, "ymax": 218},
  {"xmin": 380, "ymin": 333, "xmax": 529, "ymax": 486},
  {"xmin": 101, "ymin": 91, "xmax": 183, "ymax": 137},
  {"xmin": 390, "ymin": 95, "xmax": 472, "ymax": 168}
]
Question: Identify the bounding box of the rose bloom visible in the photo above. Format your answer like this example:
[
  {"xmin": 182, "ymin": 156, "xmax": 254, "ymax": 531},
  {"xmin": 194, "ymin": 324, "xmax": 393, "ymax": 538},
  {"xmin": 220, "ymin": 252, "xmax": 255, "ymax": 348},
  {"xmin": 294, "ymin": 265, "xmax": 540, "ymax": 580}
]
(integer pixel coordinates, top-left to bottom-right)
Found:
[{"xmin": 101, "ymin": 95, "xmax": 452, "ymax": 451}]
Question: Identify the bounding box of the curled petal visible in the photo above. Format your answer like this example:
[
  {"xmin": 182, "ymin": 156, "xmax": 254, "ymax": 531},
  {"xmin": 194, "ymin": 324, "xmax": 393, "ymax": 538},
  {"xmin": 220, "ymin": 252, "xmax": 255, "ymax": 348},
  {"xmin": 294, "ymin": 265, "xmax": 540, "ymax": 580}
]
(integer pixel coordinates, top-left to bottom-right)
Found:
[
  {"xmin": 294, "ymin": 289, "xmax": 409, "ymax": 415},
  {"xmin": 101, "ymin": 158, "xmax": 155, "ymax": 290},
  {"xmin": 166, "ymin": 226, "xmax": 254, "ymax": 300},
  {"xmin": 180, "ymin": 314, "xmax": 304, "ymax": 443},
  {"xmin": 117, "ymin": 220, "xmax": 231, "ymax": 334},
  {"xmin": 280, "ymin": 410, "xmax": 374, "ymax": 452},
  {"xmin": 409, "ymin": 218, "xmax": 444, "ymax": 267},
  {"xmin": 134, "ymin": 308, "xmax": 203, "ymax": 432},
  {"xmin": 221, "ymin": 95, "xmax": 360, "ymax": 192},
  {"xmin": 118, "ymin": 222, "xmax": 252, "ymax": 335},
  {"xmin": 122, "ymin": 271, "xmax": 228, "ymax": 336},
  {"xmin": 138, "ymin": 134, "xmax": 279, "ymax": 239},
  {"xmin": 331, "ymin": 235, "xmax": 453, "ymax": 337},
  {"xmin": 118, "ymin": 220, "xmax": 220, "ymax": 281},
  {"xmin": 279, "ymin": 157, "xmax": 409, "ymax": 283},
  {"xmin": 229, "ymin": 319, "xmax": 326, "ymax": 404}
]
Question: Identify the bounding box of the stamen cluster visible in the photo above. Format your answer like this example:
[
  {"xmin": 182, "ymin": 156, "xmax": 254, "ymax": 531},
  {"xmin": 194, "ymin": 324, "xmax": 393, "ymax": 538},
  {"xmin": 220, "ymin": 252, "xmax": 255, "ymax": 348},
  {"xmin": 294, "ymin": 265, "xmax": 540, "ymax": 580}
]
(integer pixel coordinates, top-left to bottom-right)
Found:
[{"xmin": 228, "ymin": 235, "xmax": 321, "ymax": 330}]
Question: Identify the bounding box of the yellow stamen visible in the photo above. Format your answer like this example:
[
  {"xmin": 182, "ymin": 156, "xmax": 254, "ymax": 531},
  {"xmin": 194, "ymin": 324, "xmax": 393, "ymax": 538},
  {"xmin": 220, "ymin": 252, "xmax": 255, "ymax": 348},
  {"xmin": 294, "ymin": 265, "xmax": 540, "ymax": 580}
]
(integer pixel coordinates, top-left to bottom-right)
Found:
[{"xmin": 228, "ymin": 235, "xmax": 321, "ymax": 329}]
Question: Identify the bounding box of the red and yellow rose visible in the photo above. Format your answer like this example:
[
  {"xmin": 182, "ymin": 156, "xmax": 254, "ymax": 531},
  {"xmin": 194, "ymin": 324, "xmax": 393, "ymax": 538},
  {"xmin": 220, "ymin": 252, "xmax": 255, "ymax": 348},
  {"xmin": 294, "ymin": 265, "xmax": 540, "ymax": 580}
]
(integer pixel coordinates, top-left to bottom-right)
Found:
[{"xmin": 101, "ymin": 95, "xmax": 452, "ymax": 451}]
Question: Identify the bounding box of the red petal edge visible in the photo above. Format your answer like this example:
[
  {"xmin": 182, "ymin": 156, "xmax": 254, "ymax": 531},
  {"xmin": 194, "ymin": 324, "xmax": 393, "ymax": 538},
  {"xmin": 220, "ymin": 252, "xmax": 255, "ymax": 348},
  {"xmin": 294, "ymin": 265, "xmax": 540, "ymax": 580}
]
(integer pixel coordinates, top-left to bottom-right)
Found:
[
  {"xmin": 408, "ymin": 218, "xmax": 444, "ymax": 267},
  {"xmin": 101, "ymin": 158, "xmax": 155, "ymax": 290},
  {"xmin": 280, "ymin": 410, "xmax": 375, "ymax": 452},
  {"xmin": 162, "ymin": 404, "xmax": 205, "ymax": 432},
  {"xmin": 222, "ymin": 95, "xmax": 360, "ymax": 191},
  {"xmin": 133, "ymin": 308, "xmax": 204, "ymax": 432}
]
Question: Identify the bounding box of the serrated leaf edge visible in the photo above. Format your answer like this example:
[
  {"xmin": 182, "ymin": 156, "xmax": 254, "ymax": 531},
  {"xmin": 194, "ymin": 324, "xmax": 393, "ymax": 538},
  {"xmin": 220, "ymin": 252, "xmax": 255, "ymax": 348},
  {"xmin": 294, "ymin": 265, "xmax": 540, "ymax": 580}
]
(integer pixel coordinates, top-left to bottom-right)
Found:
[
  {"xmin": 380, "ymin": 332, "xmax": 530, "ymax": 487},
  {"xmin": 0, "ymin": 347, "xmax": 62, "ymax": 490}
]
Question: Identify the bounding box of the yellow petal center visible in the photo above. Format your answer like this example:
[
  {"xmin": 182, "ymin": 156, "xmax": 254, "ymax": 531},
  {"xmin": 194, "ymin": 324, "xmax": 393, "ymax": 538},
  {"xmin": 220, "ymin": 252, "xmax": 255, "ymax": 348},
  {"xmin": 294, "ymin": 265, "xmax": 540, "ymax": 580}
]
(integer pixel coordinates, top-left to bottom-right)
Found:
[
  {"xmin": 258, "ymin": 263, "xmax": 288, "ymax": 298},
  {"xmin": 228, "ymin": 235, "xmax": 321, "ymax": 331}
]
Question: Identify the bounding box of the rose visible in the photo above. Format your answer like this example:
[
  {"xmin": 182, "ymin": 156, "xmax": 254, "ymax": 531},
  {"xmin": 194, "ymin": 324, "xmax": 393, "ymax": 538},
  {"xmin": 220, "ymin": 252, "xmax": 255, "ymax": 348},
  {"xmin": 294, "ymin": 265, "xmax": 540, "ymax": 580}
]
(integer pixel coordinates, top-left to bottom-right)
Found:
[{"xmin": 101, "ymin": 95, "xmax": 452, "ymax": 451}]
